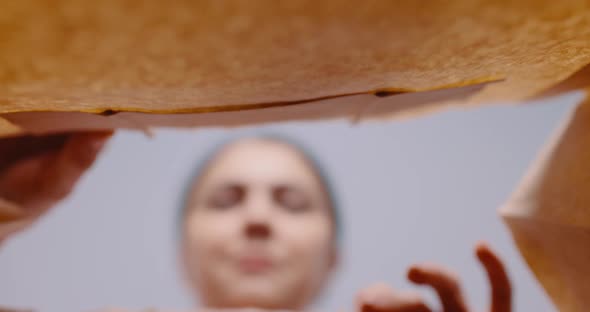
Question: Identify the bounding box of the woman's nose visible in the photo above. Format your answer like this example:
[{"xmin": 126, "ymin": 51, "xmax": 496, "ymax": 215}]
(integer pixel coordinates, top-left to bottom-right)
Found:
[
  {"xmin": 244, "ymin": 221, "xmax": 271, "ymax": 239},
  {"xmin": 242, "ymin": 192, "xmax": 273, "ymax": 239}
]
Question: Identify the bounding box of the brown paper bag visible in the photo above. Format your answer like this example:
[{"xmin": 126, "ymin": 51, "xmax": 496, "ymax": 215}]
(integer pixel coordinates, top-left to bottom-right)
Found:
[
  {"xmin": 501, "ymin": 91, "xmax": 590, "ymax": 312},
  {"xmin": 2, "ymin": 2, "xmax": 590, "ymax": 309},
  {"xmin": 1, "ymin": 1, "xmax": 590, "ymax": 136}
]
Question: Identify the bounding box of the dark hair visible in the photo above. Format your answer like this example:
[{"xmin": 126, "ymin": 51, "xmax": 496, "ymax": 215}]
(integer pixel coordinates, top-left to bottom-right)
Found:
[{"xmin": 177, "ymin": 134, "xmax": 342, "ymax": 241}]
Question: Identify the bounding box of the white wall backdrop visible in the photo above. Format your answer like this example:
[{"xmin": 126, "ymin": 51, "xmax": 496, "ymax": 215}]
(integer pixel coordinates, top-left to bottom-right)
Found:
[{"xmin": 0, "ymin": 92, "xmax": 582, "ymax": 312}]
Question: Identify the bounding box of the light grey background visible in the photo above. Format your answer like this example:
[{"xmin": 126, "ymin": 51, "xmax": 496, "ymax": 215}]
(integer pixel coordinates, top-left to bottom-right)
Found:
[{"xmin": 0, "ymin": 92, "xmax": 582, "ymax": 312}]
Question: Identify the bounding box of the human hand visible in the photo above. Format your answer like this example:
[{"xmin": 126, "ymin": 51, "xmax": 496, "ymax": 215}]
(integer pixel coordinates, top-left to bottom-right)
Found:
[
  {"xmin": 356, "ymin": 242, "xmax": 511, "ymax": 312},
  {"xmin": 0, "ymin": 131, "xmax": 112, "ymax": 241}
]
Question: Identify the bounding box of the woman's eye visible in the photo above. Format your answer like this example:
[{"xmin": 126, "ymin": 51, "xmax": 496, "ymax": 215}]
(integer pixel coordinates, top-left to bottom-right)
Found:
[
  {"xmin": 274, "ymin": 186, "xmax": 311, "ymax": 213},
  {"xmin": 206, "ymin": 184, "xmax": 245, "ymax": 210}
]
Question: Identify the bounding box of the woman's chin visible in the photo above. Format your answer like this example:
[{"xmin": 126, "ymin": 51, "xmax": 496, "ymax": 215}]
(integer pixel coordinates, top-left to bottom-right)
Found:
[{"xmin": 223, "ymin": 285, "xmax": 296, "ymax": 310}]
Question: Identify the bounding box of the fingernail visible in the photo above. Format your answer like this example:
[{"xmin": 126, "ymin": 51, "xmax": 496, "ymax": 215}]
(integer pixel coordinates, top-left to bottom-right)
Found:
[
  {"xmin": 364, "ymin": 299, "xmax": 380, "ymax": 309},
  {"xmin": 475, "ymin": 240, "xmax": 489, "ymax": 249},
  {"xmin": 359, "ymin": 291, "xmax": 378, "ymax": 307}
]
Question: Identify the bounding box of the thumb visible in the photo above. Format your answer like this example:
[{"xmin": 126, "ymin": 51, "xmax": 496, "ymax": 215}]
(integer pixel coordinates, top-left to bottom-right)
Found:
[{"xmin": 36, "ymin": 131, "xmax": 112, "ymax": 202}]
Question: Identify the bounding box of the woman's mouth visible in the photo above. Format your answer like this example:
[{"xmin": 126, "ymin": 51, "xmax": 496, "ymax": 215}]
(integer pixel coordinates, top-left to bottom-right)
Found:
[{"xmin": 238, "ymin": 255, "xmax": 274, "ymax": 274}]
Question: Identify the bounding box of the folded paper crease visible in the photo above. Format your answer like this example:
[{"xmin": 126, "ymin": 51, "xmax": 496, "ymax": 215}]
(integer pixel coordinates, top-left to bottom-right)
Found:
[{"xmin": 500, "ymin": 91, "xmax": 590, "ymax": 312}]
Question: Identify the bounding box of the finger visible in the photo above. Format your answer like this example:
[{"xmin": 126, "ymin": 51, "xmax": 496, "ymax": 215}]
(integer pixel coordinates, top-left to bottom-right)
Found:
[
  {"xmin": 0, "ymin": 197, "xmax": 26, "ymax": 222},
  {"xmin": 37, "ymin": 131, "xmax": 113, "ymax": 201},
  {"xmin": 0, "ymin": 151, "xmax": 58, "ymax": 205},
  {"xmin": 357, "ymin": 283, "xmax": 432, "ymax": 312},
  {"xmin": 407, "ymin": 264, "xmax": 468, "ymax": 312},
  {"xmin": 0, "ymin": 133, "xmax": 69, "ymax": 172},
  {"xmin": 475, "ymin": 242, "xmax": 512, "ymax": 312},
  {"xmin": 0, "ymin": 132, "xmax": 112, "ymax": 211}
]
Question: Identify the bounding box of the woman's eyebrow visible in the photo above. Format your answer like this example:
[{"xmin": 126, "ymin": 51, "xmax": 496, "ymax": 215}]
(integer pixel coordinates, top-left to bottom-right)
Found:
[
  {"xmin": 271, "ymin": 181, "xmax": 307, "ymax": 191},
  {"xmin": 272, "ymin": 182, "xmax": 328, "ymax": 205},
  {"xmin": 203, "ymin": 180, "xmax": 244, "ymax": 189}
]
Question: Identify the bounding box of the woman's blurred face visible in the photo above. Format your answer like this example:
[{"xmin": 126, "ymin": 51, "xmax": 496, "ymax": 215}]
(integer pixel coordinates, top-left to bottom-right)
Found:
[{"xmin": 182, "ymin": 139, "xmax": 337, "ymax": 310}]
